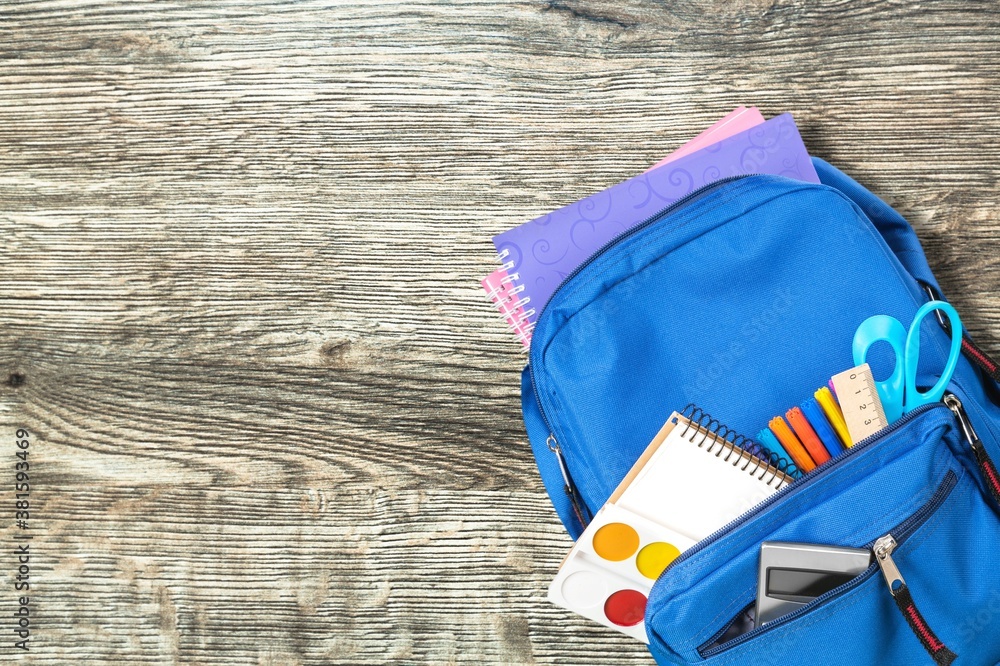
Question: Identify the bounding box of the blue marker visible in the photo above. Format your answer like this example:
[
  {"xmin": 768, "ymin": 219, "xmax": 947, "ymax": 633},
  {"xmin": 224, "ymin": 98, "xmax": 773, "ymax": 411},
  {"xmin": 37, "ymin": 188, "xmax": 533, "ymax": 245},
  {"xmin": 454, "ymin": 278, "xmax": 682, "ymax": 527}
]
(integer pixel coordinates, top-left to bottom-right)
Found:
[
  {"xmin": 756, "ymin": 427, "xmax": 793, "ymax": 470},
  {"xmin": 800, "ymin": 397, "xmax": 846, "ymax": 457}
]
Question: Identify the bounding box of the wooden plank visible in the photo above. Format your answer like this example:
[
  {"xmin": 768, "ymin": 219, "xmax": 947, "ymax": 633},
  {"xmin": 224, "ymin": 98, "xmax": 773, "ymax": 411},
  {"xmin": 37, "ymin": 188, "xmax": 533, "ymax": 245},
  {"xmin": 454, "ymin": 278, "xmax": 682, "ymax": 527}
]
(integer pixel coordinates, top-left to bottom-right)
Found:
[{"xmin": 0, "ymin": 0, "xmax": 998, "ymax": 662}]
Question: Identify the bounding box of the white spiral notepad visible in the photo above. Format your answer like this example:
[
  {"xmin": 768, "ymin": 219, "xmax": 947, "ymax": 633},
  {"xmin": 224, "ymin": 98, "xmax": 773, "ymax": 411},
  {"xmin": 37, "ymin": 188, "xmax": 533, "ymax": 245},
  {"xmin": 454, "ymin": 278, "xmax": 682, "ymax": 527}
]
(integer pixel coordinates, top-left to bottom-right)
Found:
[{"xmin": 616, "ymin": 413, "xmax": 792, "ymax": 541}]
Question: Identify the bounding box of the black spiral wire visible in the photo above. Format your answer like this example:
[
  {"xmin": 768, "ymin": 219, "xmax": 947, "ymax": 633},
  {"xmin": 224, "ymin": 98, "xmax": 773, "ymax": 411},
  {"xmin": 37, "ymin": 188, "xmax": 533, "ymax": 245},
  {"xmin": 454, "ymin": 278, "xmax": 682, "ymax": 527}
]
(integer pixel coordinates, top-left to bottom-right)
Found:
[{"xmin": 680, "ymin": 404, "xmax": 801, "ymax": 488}]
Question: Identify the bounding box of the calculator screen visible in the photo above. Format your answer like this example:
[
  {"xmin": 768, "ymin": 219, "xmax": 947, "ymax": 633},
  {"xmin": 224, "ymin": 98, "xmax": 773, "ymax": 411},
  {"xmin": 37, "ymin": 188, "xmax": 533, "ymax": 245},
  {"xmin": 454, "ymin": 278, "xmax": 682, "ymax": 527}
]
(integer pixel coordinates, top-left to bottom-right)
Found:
[{"xmin": 766, "ymin": 568, "xmax": 855, "ymax": 603}]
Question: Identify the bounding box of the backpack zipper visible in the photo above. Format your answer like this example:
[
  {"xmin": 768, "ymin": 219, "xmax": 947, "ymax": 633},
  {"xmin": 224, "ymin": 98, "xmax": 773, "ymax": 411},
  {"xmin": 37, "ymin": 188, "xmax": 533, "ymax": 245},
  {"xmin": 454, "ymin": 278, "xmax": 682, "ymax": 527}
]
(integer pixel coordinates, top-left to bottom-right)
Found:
[
  {"xmin": 874, "ymin": 534, "xmax": 958, "ymax": 666},
  {"xmin": 547, "ymin": 434, "xmax": 593, "ymax": 531},
  {"xmin": 528, "ymin": 175, "xmax": 752, "ymax": 526},
  {"xmin": 944, "ymin": 393, "xmax": 1000, "ymax": 506}
]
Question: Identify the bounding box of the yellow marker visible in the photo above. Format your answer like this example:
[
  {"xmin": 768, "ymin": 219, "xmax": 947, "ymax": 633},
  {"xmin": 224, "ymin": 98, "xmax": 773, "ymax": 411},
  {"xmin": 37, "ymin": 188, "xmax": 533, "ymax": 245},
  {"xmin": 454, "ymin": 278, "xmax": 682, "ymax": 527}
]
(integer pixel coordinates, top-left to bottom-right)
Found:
[{"xmin": 815, "ymin": 387, "xmax": 852, "ymax": 448}]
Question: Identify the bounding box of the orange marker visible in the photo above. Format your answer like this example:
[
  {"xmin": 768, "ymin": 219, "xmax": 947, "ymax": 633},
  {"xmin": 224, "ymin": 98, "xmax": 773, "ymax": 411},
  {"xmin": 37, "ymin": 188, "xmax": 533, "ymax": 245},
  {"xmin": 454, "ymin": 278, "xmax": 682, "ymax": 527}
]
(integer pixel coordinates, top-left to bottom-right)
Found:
[
  {"xmin": 786, "ymin": 407, "xmax": 832, "ymax": 467},
  {"xmin": 768, "ymin": 416, "xmax": 816, "ymax": 473}
]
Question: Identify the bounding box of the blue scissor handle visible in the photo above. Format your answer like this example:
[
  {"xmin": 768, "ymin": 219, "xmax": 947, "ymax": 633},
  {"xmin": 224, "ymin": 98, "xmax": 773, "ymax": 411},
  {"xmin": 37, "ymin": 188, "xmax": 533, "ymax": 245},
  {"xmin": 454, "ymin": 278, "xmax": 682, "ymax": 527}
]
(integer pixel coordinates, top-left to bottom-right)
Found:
[
  {"xmin": 903, "ymin": 300, "xmax": 962, "ymax": 412},
  {"xmin": 853, "ymin": 315, "xmax": 908, "ymax": 423}
]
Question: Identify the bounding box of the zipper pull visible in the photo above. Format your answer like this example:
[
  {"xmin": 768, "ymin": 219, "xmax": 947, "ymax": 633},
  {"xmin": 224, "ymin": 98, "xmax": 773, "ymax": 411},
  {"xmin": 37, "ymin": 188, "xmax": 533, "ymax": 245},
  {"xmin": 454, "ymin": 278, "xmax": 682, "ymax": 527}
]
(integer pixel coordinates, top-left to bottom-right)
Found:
[
  {"xmin": 873, "ymin": 535, "xmax": 905, "ymax": 594},
  {"xmin": 873, "ymin": 534, "xmax": 957, "ymax": 666},
  {"xmin": 944, "ymin": 393, "xmax": 1000, "ymax": 506},
  {"xmin": 547, "ymin": 434, "xmax": 592, "ymax": 531}
]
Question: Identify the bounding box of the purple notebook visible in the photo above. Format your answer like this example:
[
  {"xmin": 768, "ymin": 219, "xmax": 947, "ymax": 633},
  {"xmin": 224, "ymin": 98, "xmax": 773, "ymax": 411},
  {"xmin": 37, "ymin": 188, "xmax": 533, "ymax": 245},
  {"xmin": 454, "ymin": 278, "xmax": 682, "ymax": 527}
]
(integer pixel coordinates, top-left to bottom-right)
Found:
[{"xmin": 493, "ymin": 113, "xmax": 819, "ymax": 324}]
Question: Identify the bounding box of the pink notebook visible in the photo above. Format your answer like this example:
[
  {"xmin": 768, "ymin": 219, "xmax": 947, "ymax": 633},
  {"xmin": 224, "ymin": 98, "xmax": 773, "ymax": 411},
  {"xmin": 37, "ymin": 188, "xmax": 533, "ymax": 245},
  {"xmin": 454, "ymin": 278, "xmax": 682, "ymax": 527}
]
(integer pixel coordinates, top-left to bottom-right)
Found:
[
  {"xmin": 646, "ymin": 106, "xmax": 765, "ymax": 170},
  {"xmin": 482, "ymin": 268, "xmax": 534, "ymax": 346}
]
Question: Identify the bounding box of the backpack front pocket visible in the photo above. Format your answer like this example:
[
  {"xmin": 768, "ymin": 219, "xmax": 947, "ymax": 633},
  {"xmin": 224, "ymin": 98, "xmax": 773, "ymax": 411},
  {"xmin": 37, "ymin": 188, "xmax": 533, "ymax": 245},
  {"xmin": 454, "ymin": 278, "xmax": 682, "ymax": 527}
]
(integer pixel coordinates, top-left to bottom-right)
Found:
[
  {"xmin": 697, "ymin": 471, "xmax": 960, "ymax": 664},
  {"xmin": 645, "ymin": 406, "xmax": 1000, "ymax": 666}
]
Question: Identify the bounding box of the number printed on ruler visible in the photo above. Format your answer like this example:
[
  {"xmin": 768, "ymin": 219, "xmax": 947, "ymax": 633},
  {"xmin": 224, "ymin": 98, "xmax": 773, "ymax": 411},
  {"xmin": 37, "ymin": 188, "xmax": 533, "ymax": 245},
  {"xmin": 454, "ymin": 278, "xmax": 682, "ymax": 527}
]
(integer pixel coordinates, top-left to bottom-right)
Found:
[{"xmin": 831, "ymin": 364, "xmax": 888, "ymax": 445}]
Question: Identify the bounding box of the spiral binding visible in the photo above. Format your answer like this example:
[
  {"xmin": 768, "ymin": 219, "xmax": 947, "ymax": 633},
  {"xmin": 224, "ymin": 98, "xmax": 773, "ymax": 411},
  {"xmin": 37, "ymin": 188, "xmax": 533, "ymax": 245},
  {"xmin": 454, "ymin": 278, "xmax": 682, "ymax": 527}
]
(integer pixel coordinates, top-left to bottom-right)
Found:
[
  {"xmin": 496, "ymin": 249, "xmax": 535, "ymax": 333},
  {"xmin": 497, "ymin": 247, "xmax": 515, "ymax": 272},
  {"xmin": 484, "ymin": 258, "xmax": 535, "ymax": 345},
  {"xmin": 679, "ymin": 404, "xmax": 801, "ymax": 488}
]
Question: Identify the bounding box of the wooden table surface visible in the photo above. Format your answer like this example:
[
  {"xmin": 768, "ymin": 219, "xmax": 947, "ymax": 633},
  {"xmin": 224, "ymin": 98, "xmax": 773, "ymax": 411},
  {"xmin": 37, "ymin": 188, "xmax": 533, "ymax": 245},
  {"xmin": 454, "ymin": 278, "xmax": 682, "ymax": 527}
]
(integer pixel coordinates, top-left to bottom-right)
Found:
[{"xmin": 1, "ymin": 1, "xmax": 998, "ymax": 663}]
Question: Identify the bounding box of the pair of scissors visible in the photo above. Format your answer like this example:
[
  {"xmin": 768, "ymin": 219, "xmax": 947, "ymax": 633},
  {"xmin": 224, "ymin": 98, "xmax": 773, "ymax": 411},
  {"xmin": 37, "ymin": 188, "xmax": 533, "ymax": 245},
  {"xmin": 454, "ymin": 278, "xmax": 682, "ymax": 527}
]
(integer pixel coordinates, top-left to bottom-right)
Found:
[{"xmin": 852, "ymin": 300, "xmax": 963, "ymax": 424}]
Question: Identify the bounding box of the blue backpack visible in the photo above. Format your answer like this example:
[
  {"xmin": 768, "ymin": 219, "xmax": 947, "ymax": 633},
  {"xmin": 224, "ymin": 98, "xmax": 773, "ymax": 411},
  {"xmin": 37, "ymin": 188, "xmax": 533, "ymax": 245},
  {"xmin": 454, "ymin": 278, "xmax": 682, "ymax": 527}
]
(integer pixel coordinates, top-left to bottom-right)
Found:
[{"xmin": 521, "ymin": 158, "xmax": 1000, "ymax": 665}]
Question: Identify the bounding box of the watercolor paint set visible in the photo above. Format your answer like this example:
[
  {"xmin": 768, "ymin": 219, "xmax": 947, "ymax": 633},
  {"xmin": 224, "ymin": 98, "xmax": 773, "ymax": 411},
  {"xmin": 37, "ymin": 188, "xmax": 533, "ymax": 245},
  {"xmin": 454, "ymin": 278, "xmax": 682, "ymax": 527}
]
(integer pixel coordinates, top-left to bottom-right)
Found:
[
  {"xmin": 548, "ymin": 410, "xmax": 792, "ymax": 642},
  {"xmin": 548, "ymin": 503, "xmax": 695, "ymax": 642}
]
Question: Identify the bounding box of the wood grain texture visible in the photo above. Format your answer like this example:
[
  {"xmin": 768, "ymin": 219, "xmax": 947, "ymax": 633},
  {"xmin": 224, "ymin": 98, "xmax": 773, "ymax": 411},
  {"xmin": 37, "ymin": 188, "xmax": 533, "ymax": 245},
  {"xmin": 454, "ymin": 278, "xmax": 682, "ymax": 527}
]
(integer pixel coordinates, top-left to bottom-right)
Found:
[{"xmin": 0, "ymin": 0, "xmax": 998, "ymax": 663}]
